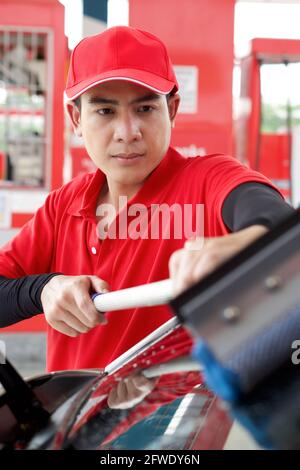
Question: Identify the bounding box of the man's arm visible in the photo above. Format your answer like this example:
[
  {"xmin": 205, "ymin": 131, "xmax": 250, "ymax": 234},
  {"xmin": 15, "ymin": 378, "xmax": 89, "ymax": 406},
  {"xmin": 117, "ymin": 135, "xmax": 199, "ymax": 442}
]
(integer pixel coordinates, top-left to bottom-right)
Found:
[
  {"xmin": 0, "ymin": 183, "xmax": 294, "ymax": 329},
  {"xmin": 169, "ymin": 182, "xmax": 295, "ymax": 296},
  {"xmin": 0, "ymin": 273, "xmax": 60, "ymax": 327},
  {"xmin": 0, "ymin": 273, "xmax": 109, "ymax": 335},
  {"xmin": 222, "ymin": 182, "xmax": 294, "ymax": 231},
  {"xmin": 0, "ymin": 186, "xmax": 110, "ymax": 335}
]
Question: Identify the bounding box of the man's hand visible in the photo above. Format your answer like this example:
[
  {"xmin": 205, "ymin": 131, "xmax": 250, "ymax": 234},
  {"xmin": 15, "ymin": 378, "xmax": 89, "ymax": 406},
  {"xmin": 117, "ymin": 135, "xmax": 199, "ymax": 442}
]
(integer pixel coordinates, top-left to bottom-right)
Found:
[
  {"xmin": 41, "ymin": 275, "xmax": 110, "ymax": 337},
  {"xmin": 169, "ymin": 225, "xmax": 268, "ymax": 296},
  {"xmin": 107, "ymin": 373, "xmax": 157, "ymax": 409}
]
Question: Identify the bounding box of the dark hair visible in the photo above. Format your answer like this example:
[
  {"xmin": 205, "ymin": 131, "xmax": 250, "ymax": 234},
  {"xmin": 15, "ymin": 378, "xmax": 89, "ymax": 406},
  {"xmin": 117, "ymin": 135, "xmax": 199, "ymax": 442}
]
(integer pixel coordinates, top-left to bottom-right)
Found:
[{"xmin": 74, "ymin": 96, "xmax": 81, "ymax": 111}]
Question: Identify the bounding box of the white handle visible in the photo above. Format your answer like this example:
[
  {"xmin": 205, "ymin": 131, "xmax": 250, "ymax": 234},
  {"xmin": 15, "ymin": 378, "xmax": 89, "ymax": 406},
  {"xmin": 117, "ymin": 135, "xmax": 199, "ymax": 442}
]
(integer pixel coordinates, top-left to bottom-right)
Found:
[{"xmin": 93, "ymin": 278, "xmax": 173, "ymax": 312}]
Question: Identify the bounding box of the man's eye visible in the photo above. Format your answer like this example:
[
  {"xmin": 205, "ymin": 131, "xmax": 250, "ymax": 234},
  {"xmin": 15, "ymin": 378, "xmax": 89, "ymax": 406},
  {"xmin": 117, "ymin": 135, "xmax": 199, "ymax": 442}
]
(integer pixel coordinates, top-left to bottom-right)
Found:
[
  {"xmin": 138, "ymin": 105, "xmax": 153, "ymax": 113},
  {"xmin": 97, "ymin": 108, "xmax": 113, "ymax": 115}
]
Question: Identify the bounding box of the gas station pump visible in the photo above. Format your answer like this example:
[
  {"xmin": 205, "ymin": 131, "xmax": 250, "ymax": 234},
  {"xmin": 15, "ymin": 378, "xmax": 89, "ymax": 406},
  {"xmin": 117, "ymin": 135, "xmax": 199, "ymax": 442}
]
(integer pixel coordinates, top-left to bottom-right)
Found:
[
  {"xmin": 237, "ymin": 38, "xmax": 300, "ymax": 206},
  {"xmin": 0, "ymin": 0, "xmax": 66, "ymax": 332},
  {"xmin": 0, "ymin": 0, "xmax": 66, "ymax": 232}
]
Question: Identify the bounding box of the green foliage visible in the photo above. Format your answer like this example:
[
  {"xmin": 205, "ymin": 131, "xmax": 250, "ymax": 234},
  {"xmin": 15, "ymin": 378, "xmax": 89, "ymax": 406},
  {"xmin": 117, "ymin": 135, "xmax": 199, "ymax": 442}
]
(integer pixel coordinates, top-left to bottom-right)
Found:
[{"xmin": 261, "ymin": 102, "xmax": 300, "ymax": 133}]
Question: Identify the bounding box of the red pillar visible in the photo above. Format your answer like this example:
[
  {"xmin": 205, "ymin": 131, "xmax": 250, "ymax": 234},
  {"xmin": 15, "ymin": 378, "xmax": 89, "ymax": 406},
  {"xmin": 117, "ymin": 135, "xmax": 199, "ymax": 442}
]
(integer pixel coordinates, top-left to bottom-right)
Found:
[{"xmin": 129, "ymin": 0, "xmax": 235, "ymax": 156}]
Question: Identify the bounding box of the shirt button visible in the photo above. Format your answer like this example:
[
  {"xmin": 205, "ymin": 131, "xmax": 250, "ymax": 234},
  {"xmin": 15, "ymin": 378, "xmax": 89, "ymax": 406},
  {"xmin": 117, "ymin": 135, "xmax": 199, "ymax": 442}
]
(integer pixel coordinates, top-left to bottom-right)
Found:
[{"xmin": 91, "ymin": 246, "xmax": 97, "ymax": 254}]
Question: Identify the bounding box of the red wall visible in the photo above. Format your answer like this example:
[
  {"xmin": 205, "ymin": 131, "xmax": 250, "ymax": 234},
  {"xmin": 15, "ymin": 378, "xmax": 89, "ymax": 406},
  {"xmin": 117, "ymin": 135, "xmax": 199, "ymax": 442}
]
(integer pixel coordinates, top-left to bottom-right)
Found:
[{"xmin": 129, "ymin": 0, "xmax": 235, "ymax": 156}]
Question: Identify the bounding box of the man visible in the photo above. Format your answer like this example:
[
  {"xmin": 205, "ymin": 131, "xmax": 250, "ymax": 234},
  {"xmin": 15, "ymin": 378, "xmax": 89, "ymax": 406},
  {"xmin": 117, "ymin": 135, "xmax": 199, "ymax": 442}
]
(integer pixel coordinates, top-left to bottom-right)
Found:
[{"xmin": 0, "ymin": 26, "xmax": 293, "ymax": 372}]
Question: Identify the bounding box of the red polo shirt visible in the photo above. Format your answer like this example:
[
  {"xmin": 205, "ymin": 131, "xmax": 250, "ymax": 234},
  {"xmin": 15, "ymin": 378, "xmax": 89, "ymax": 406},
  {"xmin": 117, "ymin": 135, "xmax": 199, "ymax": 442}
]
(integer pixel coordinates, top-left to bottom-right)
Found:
[{"xmin": 0, "ymin": 147, "xmax": 277, "ymax": 371}]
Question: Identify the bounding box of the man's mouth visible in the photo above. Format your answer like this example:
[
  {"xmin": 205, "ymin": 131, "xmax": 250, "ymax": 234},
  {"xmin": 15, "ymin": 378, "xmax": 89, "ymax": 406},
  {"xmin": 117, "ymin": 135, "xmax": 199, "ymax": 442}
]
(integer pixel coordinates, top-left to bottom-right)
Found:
[
  {"xmin": 112, "ymin": 153, "xmax": 145, "ymax": 165},
  {"xmin": 113, "ymin": 153, "xmax": 144, "ymax": 160}
]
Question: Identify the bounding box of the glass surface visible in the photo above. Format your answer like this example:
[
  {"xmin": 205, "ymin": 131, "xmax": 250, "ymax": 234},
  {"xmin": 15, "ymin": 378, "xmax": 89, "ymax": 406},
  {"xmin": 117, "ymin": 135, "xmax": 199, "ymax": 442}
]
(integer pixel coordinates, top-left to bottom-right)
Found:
[
  {"xmin": 0, "ymin": 30, "xmax": 47, "ymax": 187},
  {"xmin": 61, "ymin": 326, "xmax": 223, "ymax": 451}
]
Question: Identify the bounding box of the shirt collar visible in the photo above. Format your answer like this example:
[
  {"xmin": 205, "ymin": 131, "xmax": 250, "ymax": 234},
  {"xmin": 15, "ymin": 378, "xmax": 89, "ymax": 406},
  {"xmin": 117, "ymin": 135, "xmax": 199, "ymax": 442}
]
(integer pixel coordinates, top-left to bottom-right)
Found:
[{"xmin": 67, "ymin": 146, "xmax": 187, "ymax": 218}]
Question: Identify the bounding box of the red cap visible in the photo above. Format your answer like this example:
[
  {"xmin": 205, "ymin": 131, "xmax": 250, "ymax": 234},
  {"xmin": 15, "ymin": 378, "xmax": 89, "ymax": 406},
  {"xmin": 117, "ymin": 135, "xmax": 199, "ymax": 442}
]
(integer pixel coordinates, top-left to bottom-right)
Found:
[{"xmin": 65, "ymin": 26, "xmax": 179, "ymax": 100}]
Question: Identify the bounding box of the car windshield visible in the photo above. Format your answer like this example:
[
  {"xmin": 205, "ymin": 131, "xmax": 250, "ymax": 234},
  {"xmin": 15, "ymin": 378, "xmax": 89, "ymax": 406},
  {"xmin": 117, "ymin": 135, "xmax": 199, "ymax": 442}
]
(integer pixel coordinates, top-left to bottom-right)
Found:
[{"xmin": 60, "ymin": 322, "xmax": 231, "ymax": 450}]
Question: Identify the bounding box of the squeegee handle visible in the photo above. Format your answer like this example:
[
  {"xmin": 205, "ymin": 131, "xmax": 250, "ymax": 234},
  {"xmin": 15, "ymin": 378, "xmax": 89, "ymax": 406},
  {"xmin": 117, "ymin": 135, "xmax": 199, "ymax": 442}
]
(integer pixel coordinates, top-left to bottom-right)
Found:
[{"xmin": 92, "ymin": 278, "xmax": 173, "ymax": 312}]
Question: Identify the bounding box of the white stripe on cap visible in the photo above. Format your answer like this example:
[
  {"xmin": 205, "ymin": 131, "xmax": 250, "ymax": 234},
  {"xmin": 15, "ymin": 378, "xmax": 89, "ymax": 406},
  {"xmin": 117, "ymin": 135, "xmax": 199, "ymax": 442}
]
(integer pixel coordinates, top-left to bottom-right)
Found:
[{"xmin": 64, "ymin": 76, "xmax": 174, "ymax": 103}]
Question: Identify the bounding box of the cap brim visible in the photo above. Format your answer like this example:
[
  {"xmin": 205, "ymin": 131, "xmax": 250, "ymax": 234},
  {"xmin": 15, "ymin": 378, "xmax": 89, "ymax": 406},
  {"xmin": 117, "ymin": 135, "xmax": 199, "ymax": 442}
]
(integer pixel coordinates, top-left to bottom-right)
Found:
[{"xmin": 65, "ymin": 68, "xmax": 177, "ymax": 101}]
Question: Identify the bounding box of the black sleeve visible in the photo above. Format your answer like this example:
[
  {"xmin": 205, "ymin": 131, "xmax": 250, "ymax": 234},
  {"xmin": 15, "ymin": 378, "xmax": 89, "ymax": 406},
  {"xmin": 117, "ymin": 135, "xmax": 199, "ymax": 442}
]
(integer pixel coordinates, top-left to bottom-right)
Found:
[
  {"xmin": 0, "ymin": 273, "xmax": 62, "ymax": 328},
  {"xmin": 222, "ymin": 182, "xmax": 295, "ymax": 232}
]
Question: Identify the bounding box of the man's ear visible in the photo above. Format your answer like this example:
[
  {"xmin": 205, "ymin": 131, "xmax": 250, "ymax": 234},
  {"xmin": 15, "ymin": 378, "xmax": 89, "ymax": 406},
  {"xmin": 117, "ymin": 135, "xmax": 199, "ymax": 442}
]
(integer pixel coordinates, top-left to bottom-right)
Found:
[
  {"xmin": 168, "ymin": 94, "xmax": 180, "ymax": 128},
  {"xmin": 66, "ymin": 101, "xmax": 82, "ymax": 136}
]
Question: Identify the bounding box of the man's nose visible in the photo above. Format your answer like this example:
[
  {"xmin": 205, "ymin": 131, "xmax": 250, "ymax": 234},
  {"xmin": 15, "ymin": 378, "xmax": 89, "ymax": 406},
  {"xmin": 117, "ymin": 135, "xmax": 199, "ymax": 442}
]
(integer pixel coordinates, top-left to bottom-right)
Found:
[{"xmin": 113, "ymin": 113, "xmax": 142, "ymax": 143}]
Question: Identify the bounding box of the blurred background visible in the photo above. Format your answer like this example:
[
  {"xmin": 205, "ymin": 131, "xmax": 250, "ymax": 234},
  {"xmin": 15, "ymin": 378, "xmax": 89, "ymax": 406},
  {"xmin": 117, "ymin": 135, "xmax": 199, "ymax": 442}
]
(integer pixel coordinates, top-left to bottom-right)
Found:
[{"xmin": 0, "ymin": 0, "xmax": 299, "ymax": 447}]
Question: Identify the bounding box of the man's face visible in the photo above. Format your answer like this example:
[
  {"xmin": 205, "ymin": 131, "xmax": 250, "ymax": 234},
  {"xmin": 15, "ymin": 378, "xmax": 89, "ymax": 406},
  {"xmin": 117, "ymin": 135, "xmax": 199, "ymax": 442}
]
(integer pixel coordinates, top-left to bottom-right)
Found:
[{"xmin": 68, "ymin": 80, "xmax": 180, "ymax": 188}]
